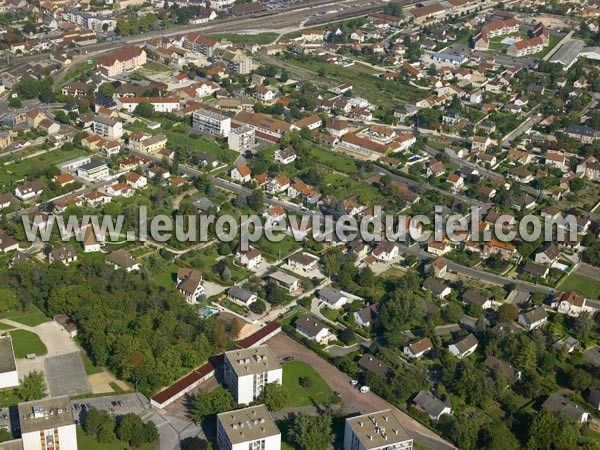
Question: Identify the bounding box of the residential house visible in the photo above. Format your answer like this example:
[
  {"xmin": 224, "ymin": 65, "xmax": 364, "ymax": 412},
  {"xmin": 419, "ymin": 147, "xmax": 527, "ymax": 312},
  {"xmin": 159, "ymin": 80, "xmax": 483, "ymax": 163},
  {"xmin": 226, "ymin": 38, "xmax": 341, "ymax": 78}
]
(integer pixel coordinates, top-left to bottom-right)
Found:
[
  {"xmin": 216, "ymin": 405, "xmax": 281, "ymax": 450},
  {"xmin": 462, "ymin": 290, "xmax": 493, "ymax": 309},
  {"xmin": 423, "ymin": 277, "xmax": 452, "ymax": 300},
  {"xmin": 268, "ymin": 271, "xmax": 299, "ymax": 292},
  {"xmin": 236, "ymin": 247, "xmax": 262, "ymax": 269},
  {"xmin": 227, "ymin": 286, "xmax": 257, "ymax": 306},
  {"xmin": 484, "ymin": 355, "xmax": 521, "ymax": 382},
  {"xmin": 404, "ymin": 337, "xmax": 433, "ymax": 359},
  {"xmin": 177, "ymin": 267, "xmax": 205, "ymax": 304},
  {"xmin": 542, "ymin": 394, "xmax": 590, "ymax": 423},
  {"xmin": 295, "ymin": 315, "xmax": 330, "ymax": 344},
  {"xmin": 15, "ymin": 180, "xmax": 44, "ymax": 201},
  {"xmin": 49, "ymin": 245, "xmax": 77, "ymax": 266},
  {"xmin": 318, "ymin": 286, "xmax": 348, "ymax": 309},
  {"xmin": 535, "ymin": 243, "xmax": 560, "ymax": 265},
  {"xmin": 555, "ymin": 291, "xmax": 591, "ymax": 317},
  {"xmin": 231, "ymin": 165, "xmax": 252, "ymax": 183},
  {"xmin": 358, "ymin": 354, "xmax": 390, "ymax": 378},
  {"xmin": 287, "ymin": 252, "xmax": 319, "ymax": 272},
  {"xmin": 413, "ymin": 391, "xmax": 452, "ymax": 421},
  {"xmin": 518, "ymin": 307, "xmax": 548, "ymax": 330},
  {"xmin": 372, "ymin": 242, "xmax": 398, "ymax": 262},
  {"xmin": 274, "ymin": 147, "xmax": 297, "ymax": 165},
  {"xmin": 354, "ymin": 304, "xmax": 378, "ymax": 328},
  {"xmin": 106, "ymin": 250, "xmax": 139, "ymax": 272},
  {"xmin": 98, "ymin": 46, "xmax": 147, "ymax": 77},
  {"xmin": 448, "ymin": 333, "xmax": 478, "ymax": 359}
]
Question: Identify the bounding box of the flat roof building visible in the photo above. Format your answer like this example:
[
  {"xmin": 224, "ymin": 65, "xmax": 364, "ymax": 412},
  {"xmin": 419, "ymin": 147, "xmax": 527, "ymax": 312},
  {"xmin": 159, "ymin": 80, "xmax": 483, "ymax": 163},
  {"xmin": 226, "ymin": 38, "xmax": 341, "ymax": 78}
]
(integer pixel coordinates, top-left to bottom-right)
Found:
[
  {"xmin": 18, "ymin": 396, "xmax": 77, "ymax": 450},
  {"xmin": 223, "ymin": 345, "xmax": 282, "ymax": 405},
  {"xmin": 0, "ymin": 335, "xmax": 18, "ymax": 389},
  {"xmin": 217, "ymin": 405, "xmax": 281, "ymax": 450},
  {"xmin": 344, "ymin": 409, "xmax": 413, "ymax": 450}
]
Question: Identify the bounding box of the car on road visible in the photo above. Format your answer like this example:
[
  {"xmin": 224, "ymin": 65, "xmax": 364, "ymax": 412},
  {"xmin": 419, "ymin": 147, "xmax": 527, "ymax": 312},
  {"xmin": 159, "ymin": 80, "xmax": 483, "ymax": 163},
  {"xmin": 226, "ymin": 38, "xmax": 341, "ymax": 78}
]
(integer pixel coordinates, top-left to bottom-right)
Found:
[
  {"xmin": 360, "ymin": 386, "xmax": 370, "ymax": 394},
  {"xmin": 283, "ymin": 356, "xmax": 294, "ymax": 362},
  {"xmin": 350, "ymin": 379, "xmax": 358, "ymax": 386},
  {"xmin": 334, "ymin": 391, "xmax": 341, "ymax": 397}
]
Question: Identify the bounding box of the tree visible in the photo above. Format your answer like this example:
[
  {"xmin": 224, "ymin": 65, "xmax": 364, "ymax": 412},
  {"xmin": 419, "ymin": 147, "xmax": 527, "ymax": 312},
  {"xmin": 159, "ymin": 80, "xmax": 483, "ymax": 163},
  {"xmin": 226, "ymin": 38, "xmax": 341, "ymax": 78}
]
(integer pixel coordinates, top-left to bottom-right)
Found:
[
  {"xmin": 247, "ymin": 189, "xmax": 264, "ymax": 211},
  {"xmin": 190, "ymin": 387, "xmax": 235, "ymax": 422},
  {"xmin": 259, "ymin": 382, "xmax": 289, "ymax": 411},
  {"xmin": 98, "ymin": 83, "xmax": 115, "ymax": 99},
  {"xmin": 23, "ymin": 22, "xmax": 36, "ymax": 34},
  {"xmin": 0, "ymin": 429, "xmax": 12, "ymax": 442},
  {"xmin": 249, "ymin": 299, "xmax": 266, "ymax": 314},
  {"xmin": 134, "ymin": 103, "xmax": 155, "ymax": 118},
  {"xmin": 497, "ymin": 303, "xmax": 519, "ymax": 323},
  {"xmin": 287, "ymin": 413, "xmax": 333, "ymax": 450},
  {"xmin": 265, "ymin": 282, "xmax": 291, "ymax": 306},
  {"xmin": 339, "ymin": 327, "xmax": 356, "ymax": 345},
  {"xmin": 527, "ymin": 410, "xmax": 578, "ymax": 450},
  {"xmin": 84, "ymin": 408, "xmax": 115, "ymax": 443},
  {"xmin": 480, "ymin": 423, "xmax": 518, "ymax": 450},
  {"xmin": 299, "ymin": 376, "xmax": 312, "ymax": 388},
  {"xmin": 9, "ymin": 97, "xmax": 21, "ymax": 108},
  {"xmin": 18, "ymin": 370, "xmax": 46, "ymax": 401},
  {"xmin": 444, "ymin": 303, "xmax": 463, "ymax": 323},
  {"xmin": 116, "ymin": 414, "xmax": 147, "ymax": 447}
]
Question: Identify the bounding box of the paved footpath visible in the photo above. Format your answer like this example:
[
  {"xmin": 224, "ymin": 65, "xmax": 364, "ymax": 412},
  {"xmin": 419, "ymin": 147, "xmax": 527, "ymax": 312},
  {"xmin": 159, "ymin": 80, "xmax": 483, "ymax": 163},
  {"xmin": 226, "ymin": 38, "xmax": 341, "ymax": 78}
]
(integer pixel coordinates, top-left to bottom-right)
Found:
[{"xmin": 266, "ymin": 333, "xmax": 456, "ymax": 450}]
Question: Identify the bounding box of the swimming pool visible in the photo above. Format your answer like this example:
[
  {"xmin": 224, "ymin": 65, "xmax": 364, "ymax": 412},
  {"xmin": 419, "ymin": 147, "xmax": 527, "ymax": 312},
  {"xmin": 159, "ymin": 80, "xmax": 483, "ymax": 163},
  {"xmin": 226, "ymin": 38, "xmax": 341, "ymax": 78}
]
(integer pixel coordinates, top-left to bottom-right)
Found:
[
  {"xmin": 199, "ymin": 307, "xmax": 219, "ymax": 318},
  {"xmin": 408, "ymin": 155, "xmax": 422, "ymax": 162},
  {"xmin": 506, "ymin": 38, "xmax": 516, "ymax": 45}
]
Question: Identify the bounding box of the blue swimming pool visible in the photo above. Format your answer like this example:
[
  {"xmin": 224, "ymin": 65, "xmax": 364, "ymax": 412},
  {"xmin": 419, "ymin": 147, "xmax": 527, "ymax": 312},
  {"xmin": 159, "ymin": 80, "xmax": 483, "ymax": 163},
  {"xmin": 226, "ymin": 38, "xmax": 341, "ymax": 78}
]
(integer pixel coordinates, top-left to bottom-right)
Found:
[
  {"xmin": 506, "ymin": 38, "xmax": 516, "ymax": 45},
  {"xmin": 199, "ymin": 307, "xmax": 218, "ymax": 318},
  {"xmin": 408, "ymin": 155, "xmax": 422, "ymax": 162}
]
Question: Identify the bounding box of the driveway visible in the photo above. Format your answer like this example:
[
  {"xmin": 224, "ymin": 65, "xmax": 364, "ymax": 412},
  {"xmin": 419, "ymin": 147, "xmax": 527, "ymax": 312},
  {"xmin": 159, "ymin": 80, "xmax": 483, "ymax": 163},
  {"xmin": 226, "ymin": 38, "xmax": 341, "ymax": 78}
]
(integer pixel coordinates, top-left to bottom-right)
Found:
[
  {"xmin": 266, "ymin": 333, "xmax": 455, "ymax": 450},
  {"xmin": 2, "ymin": 319, "xmax": 80, "ymax": 378}
]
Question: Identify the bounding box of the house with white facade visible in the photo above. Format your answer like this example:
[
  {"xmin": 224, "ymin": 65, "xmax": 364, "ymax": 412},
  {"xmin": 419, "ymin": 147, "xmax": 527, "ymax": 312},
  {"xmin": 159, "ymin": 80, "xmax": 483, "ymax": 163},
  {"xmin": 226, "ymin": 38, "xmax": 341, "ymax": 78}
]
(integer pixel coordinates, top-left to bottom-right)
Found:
[{"xmin": 217, "ymin": 405, "xmax": 281, "ymax": 450}]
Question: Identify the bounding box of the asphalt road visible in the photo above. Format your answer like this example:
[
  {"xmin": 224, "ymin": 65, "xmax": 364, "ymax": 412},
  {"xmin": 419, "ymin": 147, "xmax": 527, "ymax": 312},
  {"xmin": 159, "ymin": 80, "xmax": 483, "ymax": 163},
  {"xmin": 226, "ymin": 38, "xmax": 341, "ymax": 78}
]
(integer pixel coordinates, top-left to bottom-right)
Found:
[{"xmin": 267, "ymin": 333, "xmax": 456, "ymax": 450}]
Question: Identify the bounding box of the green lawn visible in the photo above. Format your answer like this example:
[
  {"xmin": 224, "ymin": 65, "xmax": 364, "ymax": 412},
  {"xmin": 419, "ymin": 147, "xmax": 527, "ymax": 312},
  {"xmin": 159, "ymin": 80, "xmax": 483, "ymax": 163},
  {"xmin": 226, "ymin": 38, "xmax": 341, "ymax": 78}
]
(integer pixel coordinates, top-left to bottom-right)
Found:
[
  {"xmin": 283, "ymin": 361, "xmax": 338, "ymax": 407},
  {"xmin": 9, "ymin": 313, "xmax": 49, "ymax": 327},
  {"xmin": 559, "ymin": 273, "xmax": 600, "ymax": 299},
  {"xmin": 253, "ymin": 234, "xmax": 302, "ymax": 261},
  {"xmin": 76, "ymin": 427, "xmax": 157, "ymax": 450},
  {"xmin": 81, "ymin": 352, "xmax": 103, "ymax": 376},
  {"xmin": 2, "ymin": 148, "xmax": 90, "ymax": 180},
  {"xmin": 11, "ymin": 329, "xmax": 48, "ymax": 359},
  {"xmin": 0, "ymin": 323, "xmax": 14, "ymax": 331},
  {"xmin": 152, "ymin": 263, "xmax": 178, "ymax": 290},
  {"xmin": 208, "ymin": 32, "xmax": 278, "ymax": 45},
  {"xmin": 311, "ymin": 147, "xmax": 359, "ymax": 175}
]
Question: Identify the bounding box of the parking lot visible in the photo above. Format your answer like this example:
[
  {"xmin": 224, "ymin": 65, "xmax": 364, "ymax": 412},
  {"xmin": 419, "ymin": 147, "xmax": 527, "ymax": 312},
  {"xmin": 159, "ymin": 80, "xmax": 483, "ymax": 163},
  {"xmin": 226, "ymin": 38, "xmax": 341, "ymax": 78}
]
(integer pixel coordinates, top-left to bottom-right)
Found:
[{"xmin": 70, "ymin": 393, "xmax": 149, "ymax": 423}]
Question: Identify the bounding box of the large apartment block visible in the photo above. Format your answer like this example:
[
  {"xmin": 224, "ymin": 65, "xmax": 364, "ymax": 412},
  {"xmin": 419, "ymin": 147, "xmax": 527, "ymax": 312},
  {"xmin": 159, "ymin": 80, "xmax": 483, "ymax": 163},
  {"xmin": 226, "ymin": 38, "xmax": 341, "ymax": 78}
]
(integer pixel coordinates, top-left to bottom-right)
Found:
[
  {"xmin": 223, "ymin": 345, "xmax": 282, "ymax": 405},
  {"xmin": 19, "ymin": 396, "xmax": 77, "ymax": 450},
  {"xmin": 192, "ymin": 108, "xmax": 231, "ymax": 138},
  {"xmin": 228, "ymin": 126, "xmax": 255, "ymax": 151},
  {"xmin": 344, "ymin": 410, "xmax": 413, "ymax": 450},
  {"xmin": 217, "ymin": 405, "xmax": 281, "ymax": 450},
  {"xmin": 98, "ymin": 46, "xmax": 147, "ymax": 77}
]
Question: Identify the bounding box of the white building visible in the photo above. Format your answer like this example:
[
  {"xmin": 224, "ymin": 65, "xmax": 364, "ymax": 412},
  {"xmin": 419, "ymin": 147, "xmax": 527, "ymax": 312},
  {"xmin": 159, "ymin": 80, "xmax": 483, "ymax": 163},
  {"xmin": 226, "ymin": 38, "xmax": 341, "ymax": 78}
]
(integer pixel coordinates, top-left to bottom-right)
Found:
[
  {"xmin": 228, "ymin": 126, "xmax": 255, "ymax": 152},
  {"xmin": 192, "ymin": 108, "xmax": 231, "ymax": 138},
  {"xmin": 217, "ymin": 405, "xmax": 281, "ymax": 450},
  {"xmin": 92, "ymin": 116, "xmax": 123, "ymax": 139},
  {"xmin": 0, "ymin": 336, "xmax": 18, "ymax": 389},
  {"xmin": 77, "ymin": 161, "xmax": 109, "ymax": 182},
  {"xmin": 19, "ymin": 396, "xmax": 77, "ymax": 450},
  {"xmin": 344, "ymin": 409, "xmax": 413, "ymax": 450},
  {"xmin": 295, "ymin": 314, "xmax": 330, "ymax": 344},
  {"xmin": 518, "ymin": 307, "xmax": 548, "ymax": 330},
  {"xmin": 448, "ymin": 333, "xmax": 478, "ymax": 359},
  {"xmin": 115, "ymin": 97, "xmax": 180, "ymax": 113},
  {"xmin": 223, "ymin": 345, "xmax": 282, "ymax": 405}
]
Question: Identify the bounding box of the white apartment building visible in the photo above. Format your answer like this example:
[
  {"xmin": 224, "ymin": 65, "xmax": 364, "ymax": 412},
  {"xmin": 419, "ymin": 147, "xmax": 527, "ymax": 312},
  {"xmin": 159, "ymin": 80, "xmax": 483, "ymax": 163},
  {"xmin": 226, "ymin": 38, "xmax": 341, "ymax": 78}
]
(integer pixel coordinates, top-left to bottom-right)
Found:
[
  {"xmin": 223, "ymin": 345, "xmax": 282, "ymax": 405},
  {"xmin": 228, "ymin": 126, "xmax": 255, "ymax": 152},
  {"xmin": 76, "ymin": 161, "xmax": 109, "ymax": 182},
  {"xmin": 217, "ymin": 405, "xmax": 281, "ymax": 450},
  {"xmin": 344, "ymin": 410, "xmax": 413, "ymax": 450},
  {"xmin": 192, "ymin": 108, "xmax": 231, "ymax": 138},
  {"xmin": 0, "ymin": 336, "xmax": 18, "ymax": 389},
  {"xmin": 93, "ymin": 116, "xmax": 123, "ymax": 139},
  {"xmin": 19, "ymin": 396, "xmax": 78, "ymax": 450},
  {"xmin": 115, "ymin": 97, "xmax": 180, "ymax": 114}
]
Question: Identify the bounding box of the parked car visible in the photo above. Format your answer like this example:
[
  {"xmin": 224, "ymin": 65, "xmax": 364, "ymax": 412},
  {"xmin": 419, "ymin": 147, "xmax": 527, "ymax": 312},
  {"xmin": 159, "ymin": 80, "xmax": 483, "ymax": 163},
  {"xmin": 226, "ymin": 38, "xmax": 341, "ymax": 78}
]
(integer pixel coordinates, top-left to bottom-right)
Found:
[
  {"xmin": 350, "ymin": 379, "xmax": 358, "ymax": 386},
  {"xmin": 360, "ymin": 386, "xmax": 370, "ymax": 394}
]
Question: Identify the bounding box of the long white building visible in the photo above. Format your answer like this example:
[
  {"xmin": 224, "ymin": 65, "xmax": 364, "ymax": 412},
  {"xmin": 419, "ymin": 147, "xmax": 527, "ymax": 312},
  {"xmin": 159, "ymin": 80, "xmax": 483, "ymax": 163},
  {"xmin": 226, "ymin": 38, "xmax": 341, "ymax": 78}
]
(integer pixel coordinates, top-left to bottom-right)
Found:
[
  {"xmin": 192, "ymin": 108, "xmax": 231, "ymax": 138},
  {"xmin": 223, "ymin": 345, "xmax": 282, "ymax": 405},
  {"xmin": 217, "ymin": 405, "xmax": 281, "ymax": 450}
]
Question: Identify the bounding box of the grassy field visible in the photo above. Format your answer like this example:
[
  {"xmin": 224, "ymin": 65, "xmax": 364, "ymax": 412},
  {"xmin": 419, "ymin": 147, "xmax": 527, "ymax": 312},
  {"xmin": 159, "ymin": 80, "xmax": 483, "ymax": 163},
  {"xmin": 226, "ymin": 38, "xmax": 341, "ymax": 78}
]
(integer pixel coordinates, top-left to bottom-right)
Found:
[
  {"xmin": 81, "ymin": 352, "xmax": 103, "ymax": 376},
  {"xmin": 208, "ymin": 32, "xmax": 278, "ymax": 45},
  {"xmin": 2, "ymin": 148, "xmax": 90, "ymax": 180},
  {"xmin": 311, "ymin": 147, "xmax": 359, "ymax": 175},
  {"xmin": 253, "ymin": 234, "xmax": 302, "ymax": 261},
  {"xmin": 11, "ymin": 329, "xmax": 48, "ymax": 359},
  {"xmin": 0, "ymin": 323, "xmax": 14, "ymax": 331},
  {"xmin": 9, "ymin": 313, "xmax": 49, "ymax": 327},
  {"xmin": 76, "ymin": 427, "xmax": 157, "ymax": 450},
  {"xmin": 283, "ymin": 361, "xmax": 338, "ymax": 406},
  {"xmin": 559, "ymin": 273, "xmax": 600, "ymax": 299},
  {"xmin": 152, "ymin": 263, "xmax": 178, "ymax": 290}
]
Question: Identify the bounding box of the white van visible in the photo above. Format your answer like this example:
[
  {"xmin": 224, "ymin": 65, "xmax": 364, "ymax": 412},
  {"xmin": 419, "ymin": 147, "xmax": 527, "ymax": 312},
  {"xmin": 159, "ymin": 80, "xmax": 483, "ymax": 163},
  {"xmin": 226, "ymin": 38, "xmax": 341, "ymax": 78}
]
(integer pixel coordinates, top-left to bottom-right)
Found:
[{"xmin": 360, "ymin": 386, "xmax": 370, "ymax": 394}]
